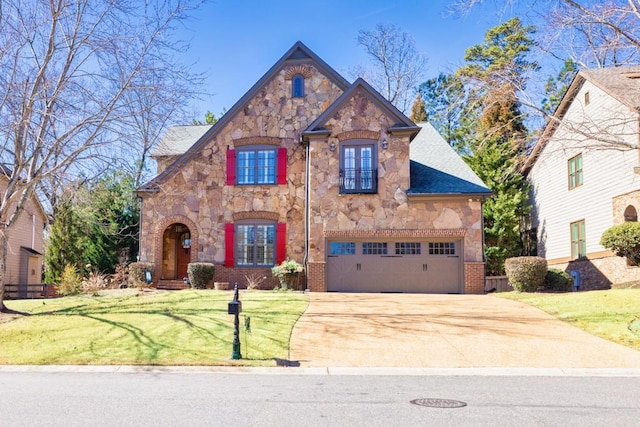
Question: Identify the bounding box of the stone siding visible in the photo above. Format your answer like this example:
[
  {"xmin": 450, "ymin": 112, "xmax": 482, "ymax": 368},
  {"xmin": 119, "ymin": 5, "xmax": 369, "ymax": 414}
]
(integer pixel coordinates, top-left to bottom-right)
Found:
[
  {"xmin": 549, "ymin": 254, "xmax": 639, "ymax": 290},
  {"xmin": 139, "ymin": 54, "xmax": 487, "ymax": 294},
  {"xmin": 613, "ymin": 189, "xmax": 640, "ymax": 225},
  {"xmin": 139, "ymin": 63, "xmax": 344, "ymax": 276}
]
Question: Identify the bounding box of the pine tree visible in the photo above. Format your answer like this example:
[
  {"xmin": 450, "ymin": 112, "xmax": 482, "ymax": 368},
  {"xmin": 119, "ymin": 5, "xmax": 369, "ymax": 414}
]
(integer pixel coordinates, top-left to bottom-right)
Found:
[
  {"xmin": 44, "ymin": 197, "xmax": 87, "ymax": 283},
  {"xmin": 409, "ymin": 93, "xmax": 428, "ymax": 123},
  {"xmin": 541, "ymin": 58, "xmax": 577, "ymax": 117},
  {"xmin": 457, "ymin": 18, "xmax": 537, "ymax": 275},
  {"xmin": 418, "ymin": 72, "xmax": 476, "ymax": 152}
]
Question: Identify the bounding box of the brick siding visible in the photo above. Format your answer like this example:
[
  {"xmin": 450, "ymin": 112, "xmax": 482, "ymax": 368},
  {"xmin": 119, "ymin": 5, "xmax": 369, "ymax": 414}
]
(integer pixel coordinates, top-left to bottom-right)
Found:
[{"xmin": 464, "ymin": 262, "xmax": 485, "ymax": 294}]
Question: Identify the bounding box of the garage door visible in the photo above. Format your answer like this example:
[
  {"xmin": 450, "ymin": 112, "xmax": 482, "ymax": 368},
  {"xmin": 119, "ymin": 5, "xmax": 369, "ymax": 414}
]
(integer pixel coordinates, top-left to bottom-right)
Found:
[{"xmin": 326, "ymin": 240, "xmax": 461, "ymax": 293}]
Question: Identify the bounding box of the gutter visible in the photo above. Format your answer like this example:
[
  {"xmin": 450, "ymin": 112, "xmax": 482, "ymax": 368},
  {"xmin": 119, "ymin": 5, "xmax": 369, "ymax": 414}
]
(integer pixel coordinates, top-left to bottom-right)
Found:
[{"xmin": 303, "ymin": 136, "xmax": 310, "ymax": 291}]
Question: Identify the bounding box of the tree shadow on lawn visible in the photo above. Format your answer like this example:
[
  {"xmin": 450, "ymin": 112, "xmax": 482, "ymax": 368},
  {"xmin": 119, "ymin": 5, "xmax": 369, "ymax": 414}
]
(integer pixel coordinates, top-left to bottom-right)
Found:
[{"xmin": 22, "ymin": 303, "xmax": 296, "ymax": 364}]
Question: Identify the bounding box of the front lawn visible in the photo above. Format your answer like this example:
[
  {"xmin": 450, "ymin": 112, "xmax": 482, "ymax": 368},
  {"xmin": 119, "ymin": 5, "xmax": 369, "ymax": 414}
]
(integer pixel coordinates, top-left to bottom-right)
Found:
[
  {"xmin": 496, "ymin": 289, "xmax": 640, "ymax": 351},
  {"xmin": 0, "ymin": 289, "xmax": 308, "ymax": 366}
]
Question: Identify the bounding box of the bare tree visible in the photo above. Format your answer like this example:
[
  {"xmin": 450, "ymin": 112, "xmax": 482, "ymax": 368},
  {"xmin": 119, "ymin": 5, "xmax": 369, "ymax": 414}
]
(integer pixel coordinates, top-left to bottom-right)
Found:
[
  {"xmin": 355, "ymin": 23, "xmax": 428, "ymax": 114},
  {"xmin": 0, "ymin": 0, "xmax": 203, "ymax": 311},
  {"xmin": 450, "ymin": 0, "xmax": 640, "ymax": 153},
  {"xmin": 450, "ymin": 1, "xmax": 640, "ymax": 68},
  {"xmin": 120, "ymin": 65, "xmax": 205, "ymax": 189}
]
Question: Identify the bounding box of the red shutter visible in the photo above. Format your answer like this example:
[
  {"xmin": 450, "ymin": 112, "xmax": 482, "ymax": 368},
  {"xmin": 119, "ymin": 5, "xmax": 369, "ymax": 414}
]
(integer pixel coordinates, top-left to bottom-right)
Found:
[
  {"xmin": 225, "ymin": 223, "xmax": 234, "ymax": 267},
  {"xmin": 277, "ymin": 147, "xmax": 287, "ymax": 185},
  {"xmin": 276, "ymin": 223, "xmax": 286, "ymax": 264},
  {"xmin": 226, "ymin": 149, "xmax": 236, "ymax": 185}
]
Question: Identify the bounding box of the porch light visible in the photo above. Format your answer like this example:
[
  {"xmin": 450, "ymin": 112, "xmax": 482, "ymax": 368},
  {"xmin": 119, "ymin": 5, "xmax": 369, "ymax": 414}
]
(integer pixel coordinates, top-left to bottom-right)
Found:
[
  {"xmin": 329, "ymin": 142, "xmax": 336, "ymax": 152},
  {"xmin": 381, "ymin": 138, "xmax": 388, "ymax": 149}
]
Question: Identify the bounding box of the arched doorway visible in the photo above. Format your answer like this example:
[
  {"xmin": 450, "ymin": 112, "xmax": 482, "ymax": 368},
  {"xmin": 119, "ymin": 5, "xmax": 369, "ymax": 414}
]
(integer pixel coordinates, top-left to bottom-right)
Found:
[
  {"xmin": 162, "ymin": 223, "xmax": 192, "ymax": 280},
  {"xmin": 624, "ymin": 205, "xmax": 638, "ymax": 222}
]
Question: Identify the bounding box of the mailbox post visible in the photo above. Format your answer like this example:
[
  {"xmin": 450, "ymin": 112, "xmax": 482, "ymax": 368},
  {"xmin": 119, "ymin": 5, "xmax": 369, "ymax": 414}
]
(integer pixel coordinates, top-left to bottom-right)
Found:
[{"xmin": 228, "ymin": 282, "xmax": 242, "ymax": 359}]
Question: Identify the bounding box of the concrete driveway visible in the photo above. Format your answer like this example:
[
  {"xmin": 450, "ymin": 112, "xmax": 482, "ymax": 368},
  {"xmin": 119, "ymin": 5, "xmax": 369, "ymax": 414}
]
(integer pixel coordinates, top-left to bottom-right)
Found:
[{"xmin": 289, "ymin": 293, "xmax": 640, "ymax": 368}]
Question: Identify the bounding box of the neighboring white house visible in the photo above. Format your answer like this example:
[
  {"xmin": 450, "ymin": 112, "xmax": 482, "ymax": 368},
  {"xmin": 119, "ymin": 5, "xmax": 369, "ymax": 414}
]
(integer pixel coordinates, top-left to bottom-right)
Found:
[
  {"xmin": 523, "ymin": 66, "xmax": 640, "ymax": 290},
  {"xmin": 1, "ymin": 168, "xmax": 47, "ymax": 297}
]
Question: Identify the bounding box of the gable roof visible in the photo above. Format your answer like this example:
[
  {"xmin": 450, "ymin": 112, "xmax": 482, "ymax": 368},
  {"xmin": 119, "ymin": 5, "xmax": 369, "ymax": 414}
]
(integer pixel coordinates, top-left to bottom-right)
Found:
[
  {"xmin": 152, "ymin": 125, "xmax": 213, "ymax": 157},
  {"xmin": 408, "ymin": 122, "xmax": 491, "ymax": 197},
  {"xmin": 523, "ymin": 65, "xmax": 640, "ymax": 174},
  {"xmin": 581, "ymin": 65, "xmax": 640, "ymax": 110},
  {"xmin": 139, "ymin": 41, "xmax": 351, "ymax": 192},
  {"xmin": 302, "ymin": 78, "xmax": 420, "ymax": 138},
  {"xmin": 0, "ymin": 166, "xmax": 49, "ymax": 221}
]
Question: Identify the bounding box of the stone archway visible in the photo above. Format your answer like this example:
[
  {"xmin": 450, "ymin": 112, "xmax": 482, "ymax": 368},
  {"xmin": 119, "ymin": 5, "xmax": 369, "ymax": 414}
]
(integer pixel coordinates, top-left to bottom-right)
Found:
[
  {"xmin": 624, "ymin": 205, "xmax": 638, "ymax": 222},
  {"xmin": 153, "ymin": 215, "xmax": 198, "ymax": 281},
  {"xmin": 161, "ymin": 223, "xmax": 192, "ymax": 280}
]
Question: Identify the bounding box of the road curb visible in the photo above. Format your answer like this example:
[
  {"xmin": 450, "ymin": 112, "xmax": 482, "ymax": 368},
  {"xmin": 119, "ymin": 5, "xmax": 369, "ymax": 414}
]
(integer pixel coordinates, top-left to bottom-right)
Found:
[{"xmin": 1, "ymin": 365, "xmax": 639, "ymax": 377}]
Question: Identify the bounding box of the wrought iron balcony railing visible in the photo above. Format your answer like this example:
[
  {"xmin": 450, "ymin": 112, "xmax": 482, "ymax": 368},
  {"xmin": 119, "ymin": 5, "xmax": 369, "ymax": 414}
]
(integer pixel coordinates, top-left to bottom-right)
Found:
[{"xmin": 339, "ymin": 168, "xmax": 377, "ymax": 194}]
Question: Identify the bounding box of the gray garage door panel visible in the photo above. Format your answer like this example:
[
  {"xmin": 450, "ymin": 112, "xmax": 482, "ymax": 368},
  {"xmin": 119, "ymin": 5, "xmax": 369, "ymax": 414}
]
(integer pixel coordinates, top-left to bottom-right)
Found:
[{"xmin": 327, "ymin": 241, "xmax": 461, "ymax": 293}]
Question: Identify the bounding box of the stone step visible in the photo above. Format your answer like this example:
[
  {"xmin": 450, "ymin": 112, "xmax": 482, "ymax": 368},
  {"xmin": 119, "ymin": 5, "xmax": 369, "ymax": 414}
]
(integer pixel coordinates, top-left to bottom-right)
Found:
[{"xmin": 156, "ymin": 280, "xmax": 190, "ymax": 290}]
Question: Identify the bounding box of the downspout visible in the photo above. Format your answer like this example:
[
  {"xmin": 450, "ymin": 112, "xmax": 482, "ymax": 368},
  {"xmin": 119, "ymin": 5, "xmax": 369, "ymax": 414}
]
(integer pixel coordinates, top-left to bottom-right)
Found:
[
  {"xmin": 137, "ymin": 197, "xmax": 143, "ymax": 262},
  {"xmin": 303, "ymin": 137, "xmax": 310, "ymax": 291},
  {"xmin": 481, "ymin": 198, "xmax": 487, "ymax": 292},
  {"xmin": 31, "ymin": 213, "xmax": 35, "ymax": 249}
]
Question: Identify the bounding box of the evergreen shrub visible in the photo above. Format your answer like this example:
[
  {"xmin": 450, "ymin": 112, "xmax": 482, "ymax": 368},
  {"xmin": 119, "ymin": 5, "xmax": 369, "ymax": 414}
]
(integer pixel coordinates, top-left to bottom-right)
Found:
[
  {"xmin": 504, "ymin": 256, "xmax": 547, "ymax": 292},
  {"xmin": 187, "ymin": 263, "xmax": 216, "ymax": 289}
]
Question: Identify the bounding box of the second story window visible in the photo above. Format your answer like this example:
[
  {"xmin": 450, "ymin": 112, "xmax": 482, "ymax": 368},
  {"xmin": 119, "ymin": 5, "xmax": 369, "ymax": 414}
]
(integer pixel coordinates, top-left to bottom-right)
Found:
[
  {"xmin": 292, "ymin": 74, "xmax": 305, "ymax": 97},
  {"xmin": 340, "ymin": 141, "xmax": 377, "ymax": 194},
  {"xmin": 568, "ymin": 154, "xmax": 583, "ymax": 190},
  {"xmin": 237, "ymin": 147, "xmax": 276, "ymax": 184},
  {"xmin": 226, "ymin": 146, "xmax": 287, "ymax": 186}
]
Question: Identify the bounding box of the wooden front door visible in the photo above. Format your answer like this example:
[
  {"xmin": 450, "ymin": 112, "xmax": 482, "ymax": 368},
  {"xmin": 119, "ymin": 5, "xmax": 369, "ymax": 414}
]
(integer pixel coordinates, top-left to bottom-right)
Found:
[{"xmin": 176, "ymin": 231, "xmax": 191, "ymax": 279}]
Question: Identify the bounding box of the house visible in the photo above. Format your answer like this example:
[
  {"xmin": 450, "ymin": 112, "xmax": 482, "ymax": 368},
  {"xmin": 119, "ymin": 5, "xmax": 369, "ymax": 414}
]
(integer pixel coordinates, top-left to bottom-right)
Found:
[
  {"xmin": 1, "ymin": 168, "xmax": 47, "ymax": 298},
  {"xmin": 524, "ymin": 65, "xmax": 640, "ymax": 289},
  {"xmin": 137, "ymin": 41, "xmax": 491, "ymax": 293}
]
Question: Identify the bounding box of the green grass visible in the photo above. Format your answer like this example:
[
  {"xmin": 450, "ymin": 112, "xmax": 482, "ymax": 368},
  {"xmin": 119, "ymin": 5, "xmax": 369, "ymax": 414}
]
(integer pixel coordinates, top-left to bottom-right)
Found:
[
  {"xmin": 496, "ymin": 289, "xmax": 640, "ymax": 351},
  {"xmin": 0, "ymin": 289, "xmax": 308, "ymax": 366}
]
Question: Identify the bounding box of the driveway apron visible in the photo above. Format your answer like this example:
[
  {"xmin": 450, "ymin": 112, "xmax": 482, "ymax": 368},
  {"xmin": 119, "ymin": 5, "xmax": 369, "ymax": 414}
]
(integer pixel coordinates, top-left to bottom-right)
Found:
[{"xmin": 289, "ymin": 293, "xmax": 640, "ymax": 368}]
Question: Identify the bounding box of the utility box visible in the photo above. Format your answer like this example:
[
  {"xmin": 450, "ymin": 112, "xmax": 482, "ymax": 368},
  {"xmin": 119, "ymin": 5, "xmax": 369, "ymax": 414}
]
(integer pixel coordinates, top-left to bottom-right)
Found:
[{"xmin": 569, "ymin": 270, "xmax": 581, "ymax": 291}]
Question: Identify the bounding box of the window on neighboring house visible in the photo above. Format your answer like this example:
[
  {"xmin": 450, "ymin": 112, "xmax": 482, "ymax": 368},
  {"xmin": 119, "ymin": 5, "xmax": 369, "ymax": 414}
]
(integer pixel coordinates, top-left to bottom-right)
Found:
[
  {"xmin": 292, "ymin": 75, "xmax": 304, "ymax": 97},
  {"xmin": 624, "ymin": 205, "xmax": 638, "ymax": 222},
  {"xmin": 568, "ymin": 154, "xmax": 583, "ymax": 190},
  {"xmin": 570, "ymin": 220, "xmax": 586, "ymax": 259},
  {"xmin": 584, "ymin": 91, "xmax": 590, "ymax": 105},
  {"xmin": 339, "ymin": 141, "xmax": 377, "ymax": 194},
  {"xmin": 226, "ymin": 146, "xmax": 287, "ymax": 185}
]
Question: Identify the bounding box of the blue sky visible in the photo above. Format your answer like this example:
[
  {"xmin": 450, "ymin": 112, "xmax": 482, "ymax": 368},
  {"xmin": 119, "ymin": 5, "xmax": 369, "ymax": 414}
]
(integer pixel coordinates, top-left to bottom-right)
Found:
[{"xmin": 178, "ymin": 0, "xmax": 530, "ymax": 118}]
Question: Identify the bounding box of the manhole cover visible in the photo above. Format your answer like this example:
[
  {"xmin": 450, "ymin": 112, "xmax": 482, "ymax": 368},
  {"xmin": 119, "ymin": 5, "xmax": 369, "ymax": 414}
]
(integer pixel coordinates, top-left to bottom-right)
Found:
[{"xmin": 410, "ymin": 398, "xmax": 467, "ymax": 408}]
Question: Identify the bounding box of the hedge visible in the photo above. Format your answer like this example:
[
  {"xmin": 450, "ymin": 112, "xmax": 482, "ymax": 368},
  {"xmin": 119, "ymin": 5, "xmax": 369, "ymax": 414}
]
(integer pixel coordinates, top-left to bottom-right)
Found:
[{"xmin": 504, "ymin": 256, "xmax": 547, "ymax": 292}]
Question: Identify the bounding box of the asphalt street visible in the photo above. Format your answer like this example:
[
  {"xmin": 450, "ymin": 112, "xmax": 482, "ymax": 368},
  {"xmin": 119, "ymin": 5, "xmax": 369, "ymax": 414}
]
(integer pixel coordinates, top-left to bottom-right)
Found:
[{"xmin": 1, "ymin": 368, "xmax": 639, "ymax": 426}]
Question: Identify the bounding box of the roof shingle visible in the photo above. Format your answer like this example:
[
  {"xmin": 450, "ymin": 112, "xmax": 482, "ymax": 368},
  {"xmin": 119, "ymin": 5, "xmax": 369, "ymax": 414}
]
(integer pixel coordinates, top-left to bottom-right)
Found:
[{"xmin": 409, "ymin": 122, "xmax": 491, "ymax": 196}]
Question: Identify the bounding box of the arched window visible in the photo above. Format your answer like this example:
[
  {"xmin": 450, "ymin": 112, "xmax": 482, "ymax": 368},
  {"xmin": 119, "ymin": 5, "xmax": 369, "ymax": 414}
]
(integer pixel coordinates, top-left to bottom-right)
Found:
[
  {"xmin": 292, "ymin": 74, "xmax": 304, "ymax": 98},
  {"xmin": 624, "ymin": 205, "xmax": 637, "ymax": 222}
]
